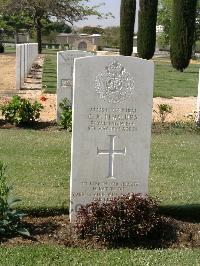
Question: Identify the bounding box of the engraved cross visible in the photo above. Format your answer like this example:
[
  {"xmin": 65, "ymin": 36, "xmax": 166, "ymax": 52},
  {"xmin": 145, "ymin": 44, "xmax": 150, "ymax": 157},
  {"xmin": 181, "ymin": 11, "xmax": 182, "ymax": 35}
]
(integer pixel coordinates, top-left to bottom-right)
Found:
[{"xmin": 97, "ymin": 135, "xmax": 126, "ymax": 179}]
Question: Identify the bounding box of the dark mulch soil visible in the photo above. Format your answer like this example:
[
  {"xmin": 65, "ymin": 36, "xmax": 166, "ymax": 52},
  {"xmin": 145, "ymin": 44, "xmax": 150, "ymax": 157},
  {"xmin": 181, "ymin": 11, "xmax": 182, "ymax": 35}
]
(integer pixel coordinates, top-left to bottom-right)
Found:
[
  {"xmin": 0, "ymin": 120, "xmax": 59, "ymax": 131},
  {"xmin": 0, "ymin": 214, "xmax": 200, "ymax": 249}
]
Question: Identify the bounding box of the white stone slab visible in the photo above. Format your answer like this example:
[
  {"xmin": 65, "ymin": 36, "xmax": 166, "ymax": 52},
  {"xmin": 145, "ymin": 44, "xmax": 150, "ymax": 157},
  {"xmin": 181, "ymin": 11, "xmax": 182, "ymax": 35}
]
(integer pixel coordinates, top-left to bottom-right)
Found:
[
  {"xmin": 16, "ymin": 43, "xmax": 38, "ymax": 90},
  {"xmin": 56, "ymin": 50, "xmax": 94, "ymax": 121},
  {"xmin": 16, "ymin": 44, "xmax": 22, "ymax": 90},
  {"xmin": 70, "ymin": 56, "xmax": 154, "ymax": 221}
]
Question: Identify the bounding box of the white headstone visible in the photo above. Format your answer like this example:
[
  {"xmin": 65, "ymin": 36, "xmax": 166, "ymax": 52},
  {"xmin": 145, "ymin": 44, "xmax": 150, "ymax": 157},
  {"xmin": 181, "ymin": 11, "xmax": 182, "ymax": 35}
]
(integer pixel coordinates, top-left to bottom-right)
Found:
[
  {"xmin": 16, "ymin": 44, "xmax": 22, "ymax": 90},
  {"xmin": 70, "ymin": 56, "xmax": 154, "ymax": 221},
  {"xmin": 57, "ymin": 50, "xmax": 94, "ymax": 120},
  {"xmin": 16, "ymin": 43, "xmax": 38, "ymax": 90}
]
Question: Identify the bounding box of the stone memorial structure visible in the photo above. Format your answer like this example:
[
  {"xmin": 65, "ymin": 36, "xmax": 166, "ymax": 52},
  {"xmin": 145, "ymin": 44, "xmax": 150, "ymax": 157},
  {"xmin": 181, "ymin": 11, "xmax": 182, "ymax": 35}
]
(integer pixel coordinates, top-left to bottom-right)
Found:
[
  {"xmin": 56, "ymin": 50, "xmax": 94, "ymax": 120},
  {"xmin": 70, "ymin": 56, "xmax": 154, "ymax": 221},
  {"xmin": 16, "ymin": 43, "xmax": 38, "ymax": 90}
]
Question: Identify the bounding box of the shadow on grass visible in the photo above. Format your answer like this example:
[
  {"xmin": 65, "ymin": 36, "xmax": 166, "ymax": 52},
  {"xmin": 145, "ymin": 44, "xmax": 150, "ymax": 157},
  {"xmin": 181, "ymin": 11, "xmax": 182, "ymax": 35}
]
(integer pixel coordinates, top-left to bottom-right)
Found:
[
  {"xmin": 20, "ymin": 204, "xmax": 200, "ymax": 223},
  {"xmin": 21, "ymin": 207, "xmax": 68, "ymax": 217},
  {"xmin": 152, "ymin": 122, "xmax": 200, "ymax": 134},
  {"xmin": 159, "ymin": 204, "xmax": 200, "ymax": 223},
  {"xmin": 0, "ymin": 120, "xmax": 58, "ymax": 131}
]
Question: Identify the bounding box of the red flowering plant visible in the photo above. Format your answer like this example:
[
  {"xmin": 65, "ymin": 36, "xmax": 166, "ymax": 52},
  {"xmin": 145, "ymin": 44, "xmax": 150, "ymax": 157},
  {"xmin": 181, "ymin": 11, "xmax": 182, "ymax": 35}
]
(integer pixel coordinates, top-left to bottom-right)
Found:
[
  {"xmin": 75, "ymin": 193, "xmax": 161, "ymax": 243},
  {"xmin": 40, "ymin": 96, "xmax": 47, "ymax": 102}
]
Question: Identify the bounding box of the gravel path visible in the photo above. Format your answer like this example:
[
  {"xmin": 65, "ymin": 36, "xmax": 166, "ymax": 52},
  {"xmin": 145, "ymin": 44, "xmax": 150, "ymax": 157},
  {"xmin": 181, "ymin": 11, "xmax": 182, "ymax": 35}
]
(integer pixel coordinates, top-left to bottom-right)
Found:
[{"xmin": 0, "ymin": 54, "xmax": 16, "ymax": 91}]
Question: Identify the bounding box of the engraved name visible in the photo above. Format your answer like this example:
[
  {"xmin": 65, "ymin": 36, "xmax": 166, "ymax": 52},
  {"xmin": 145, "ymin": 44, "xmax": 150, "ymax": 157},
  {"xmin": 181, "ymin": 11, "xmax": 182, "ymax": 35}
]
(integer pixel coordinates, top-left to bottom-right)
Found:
[{"xmin": 88, "ymin": 107, "xmax": 137, "ymax": 132}]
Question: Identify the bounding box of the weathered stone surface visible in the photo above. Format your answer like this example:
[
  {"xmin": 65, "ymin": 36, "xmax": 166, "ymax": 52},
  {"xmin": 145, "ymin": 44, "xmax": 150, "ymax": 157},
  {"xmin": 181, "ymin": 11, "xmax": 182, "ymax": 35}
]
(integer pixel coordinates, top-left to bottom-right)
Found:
[
  {"xmin": 57, "ymin": 50, "xmax": 94, "ymax": 120},
  {"xmin": 70, "ymin": 56, "xmax": 154, "ymax": 221}
]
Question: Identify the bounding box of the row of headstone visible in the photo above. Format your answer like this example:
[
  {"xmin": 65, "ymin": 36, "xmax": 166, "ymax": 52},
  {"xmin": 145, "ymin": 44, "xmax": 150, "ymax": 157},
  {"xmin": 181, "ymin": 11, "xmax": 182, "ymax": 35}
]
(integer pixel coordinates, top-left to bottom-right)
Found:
[
  {"xmin": 16, "ymin": 43, "xmax": 38, "ymax": 90},
  {"xmin": 62, "ymin": 55, "xmax": 154, "ymax": 221},
  {"xmin": 44, "ymin": 44, "xmax": 64, "ymax": 50},
  {"xmin": 56, "ymin": 50, "xmax": 94, "ymax": 120}
]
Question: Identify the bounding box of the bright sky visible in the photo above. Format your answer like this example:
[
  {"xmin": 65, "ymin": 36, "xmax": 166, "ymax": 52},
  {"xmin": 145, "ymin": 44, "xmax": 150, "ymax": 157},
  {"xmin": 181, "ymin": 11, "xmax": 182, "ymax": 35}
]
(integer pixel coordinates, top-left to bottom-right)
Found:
[{"xmin": 75, "ymin": 0, "xmax": 139, "ymax": 30}]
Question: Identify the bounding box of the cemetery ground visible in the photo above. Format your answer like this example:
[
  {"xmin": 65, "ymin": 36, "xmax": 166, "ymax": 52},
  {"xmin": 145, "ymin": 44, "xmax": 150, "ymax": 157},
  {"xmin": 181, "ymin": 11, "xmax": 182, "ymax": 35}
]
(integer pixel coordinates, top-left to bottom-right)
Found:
[
  {"xmin": 0, "ymin": 53, "xmax": 16, "ymax": 92},
  {"xmin": 0, "ymin": 49, "xmax": 200, "ymax": 264},
  {"xmin": 0, "ymin": 128, "xmax": 200, "ymax": 264}
]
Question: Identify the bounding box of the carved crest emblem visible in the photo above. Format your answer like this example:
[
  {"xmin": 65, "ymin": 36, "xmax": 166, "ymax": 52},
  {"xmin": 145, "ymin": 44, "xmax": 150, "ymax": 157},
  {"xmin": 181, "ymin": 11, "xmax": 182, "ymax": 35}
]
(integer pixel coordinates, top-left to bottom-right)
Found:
[{"xmin": 95, "ymin": 60, "xmax": 134, "ymax": 104}]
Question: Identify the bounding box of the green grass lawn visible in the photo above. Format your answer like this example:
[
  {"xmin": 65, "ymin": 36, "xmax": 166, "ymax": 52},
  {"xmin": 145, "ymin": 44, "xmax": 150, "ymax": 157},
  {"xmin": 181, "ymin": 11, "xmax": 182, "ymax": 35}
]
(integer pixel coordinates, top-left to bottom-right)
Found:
[
  {"xmin": 0, "ymin": 246, "xmax": 199, "ymax": 266},
  {"xmin": 42, "ymin": 53, "xmax": 57, "ymax": 94},
  {"xmin": 0, "ymin": 128, "xmax": 199, "ymax": 263},
  {"xmin": 0, "ymin": 128, "xmax": 199, "ymax": 211},
  {"xmin": 0, "ymin": 129, "xmax": 71, "ymax": 210},
  {"xmin": 150, "ymin": 131, "xmax": 200, "ymax": 205},
  {"xmin": 4, "ymin": 46, "xmax": 16, "ymax": 54},
  {"xmin": 154, "ymin": 59, "xmax": 200, "ymax": 97}
]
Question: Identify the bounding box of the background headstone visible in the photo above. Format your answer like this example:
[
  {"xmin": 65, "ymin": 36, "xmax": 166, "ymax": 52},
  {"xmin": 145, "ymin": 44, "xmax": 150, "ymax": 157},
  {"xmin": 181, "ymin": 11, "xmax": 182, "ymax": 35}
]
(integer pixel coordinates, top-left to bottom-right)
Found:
[
  {"xmin": 56, "ymin": 50, "xmax": 94, "ymax": 120},
  {"xmin": 70, "ymin": 56, "xmax": 154, "ymax": 221},
  {"xmin": 16, "ymin": 43, "xmax": 38, "ymax": 90}
]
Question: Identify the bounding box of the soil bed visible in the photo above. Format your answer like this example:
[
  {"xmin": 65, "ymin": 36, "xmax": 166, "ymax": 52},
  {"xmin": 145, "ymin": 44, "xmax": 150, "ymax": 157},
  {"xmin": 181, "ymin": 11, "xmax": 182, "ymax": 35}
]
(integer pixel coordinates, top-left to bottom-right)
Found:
[
  {"xmin": 0, "ymin": 214, "xmax": 199, "ymax": 249},
  {"xmin": 0, "ymin": 94, "xmax": 197, "ymax": 123},
  {"xmin": 0, "ymin": 54, "xmax": 16, "ymax": 91}
]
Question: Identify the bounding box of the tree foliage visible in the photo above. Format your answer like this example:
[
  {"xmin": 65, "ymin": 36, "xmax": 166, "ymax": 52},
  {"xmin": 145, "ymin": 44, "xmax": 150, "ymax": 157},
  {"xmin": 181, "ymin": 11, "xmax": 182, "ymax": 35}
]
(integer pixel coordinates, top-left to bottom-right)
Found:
[
  {"xmin": 0, "ymin": 14, "xmax": 32, "ymax": 43},
  {"xmin": 170, "ymin": 0, "xmax": 197, "ymax": 72},
  {"xmin": 43, "ymin": 20, "xmax": 72, "ymax": 35},
  {"xmin": 2, "ymin": 0, "xmax": 109, "ymax": 53},
  {"xmin": 79, "ymin": 26, "xmax": 104, "ymax": 35},
  {"xmin": 102, "ymin": 26, "xmax": 120, "ymax": 48},
  {"xmin": 157, "ymin": 0, "xmax": 172, "ymax": 46},
  {"xmin": 158, "ymin": 0, "xmax": 200, "ymax": 47},
  {"xmin": 137, "ymin": 0, "xmax": 158, "ymax": 60},
  {"xmin": 120, "ymin": 0, "xmax": 136, "ymax": 56}
]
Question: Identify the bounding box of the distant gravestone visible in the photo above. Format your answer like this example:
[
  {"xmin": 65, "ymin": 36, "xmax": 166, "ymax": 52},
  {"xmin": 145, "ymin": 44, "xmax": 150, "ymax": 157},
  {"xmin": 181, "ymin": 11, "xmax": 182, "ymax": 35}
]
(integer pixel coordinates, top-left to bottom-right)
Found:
[
  {"xmin": 57, "ymin": 50, "xmax": 94, "ymax": 120},
  {"xmin": 70, "ymin": 56, "xmax": 154, "ymax": 221}
]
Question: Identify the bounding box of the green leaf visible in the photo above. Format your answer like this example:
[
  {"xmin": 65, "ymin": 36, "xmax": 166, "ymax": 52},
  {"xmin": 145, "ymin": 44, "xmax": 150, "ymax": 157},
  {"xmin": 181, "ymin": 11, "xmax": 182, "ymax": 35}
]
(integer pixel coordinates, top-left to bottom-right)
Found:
[
  {"xmin": 7, "ymin": 197, "xmax": 21, "ymax": 205},
  {"xmin": 17, "ymin": 228, "xmax": 30, "ymax": 237}
]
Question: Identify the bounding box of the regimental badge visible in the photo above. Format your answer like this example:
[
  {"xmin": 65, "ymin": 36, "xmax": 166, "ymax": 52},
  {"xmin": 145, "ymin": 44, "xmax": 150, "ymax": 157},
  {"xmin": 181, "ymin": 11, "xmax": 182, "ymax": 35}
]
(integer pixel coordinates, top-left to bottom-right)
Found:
[{"xmin": 95, "ymin": 60, "xmax": 135, "ymax": 104}]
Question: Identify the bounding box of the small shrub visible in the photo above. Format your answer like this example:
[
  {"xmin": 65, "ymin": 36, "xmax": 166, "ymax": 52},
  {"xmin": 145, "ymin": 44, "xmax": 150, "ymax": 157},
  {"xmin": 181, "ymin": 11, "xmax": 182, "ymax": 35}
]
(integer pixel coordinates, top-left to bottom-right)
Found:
[
  {"xmin": 75, "ymin": 194, "xmax": 160, "ymax": 243},
  {"xmin": 0, "ymin": 95, "xmax": 43, "ymax": 126},
  {"xmin": 0, "ymin": 162, "xmax": 29, "ymax": 237},
  {"xmin": 154, "ymin": 104, "xmax": 172, "ymax": 123},
  {"xmin": 59, "ymin": 98, "xmax": 72, "ymax": 131}
]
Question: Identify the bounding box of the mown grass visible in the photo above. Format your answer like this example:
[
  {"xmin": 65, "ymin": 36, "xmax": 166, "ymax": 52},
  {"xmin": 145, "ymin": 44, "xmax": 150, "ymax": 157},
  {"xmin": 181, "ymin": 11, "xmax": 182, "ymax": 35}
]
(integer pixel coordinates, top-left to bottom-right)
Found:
[
  {"xmin": 0, "ymin": 129, "xmax": 71, "ymax": 209},
  {"xmin": 150, "ymin": 131, "xmax": 200, "ymax": 205},
  {"xmin": 42, "ymin": 53, "xmax": 57, "ymax": 93},
  {"xmin": 4, "ymin": 46, "xmax": 16, "ymax": 54},
  {"xmin": 0, "ymin": 246, "xmax": 199, "ymax": 265},
  {"xmin": 154, "ymin": 58, "xmax": 200, "ymax": 98},
  {"xmin": 0, "ymin": 127, "xmax": 199, "ymax": 262},
  {"xmin": 0, "ymin": 127, "xmax": 199, "ymax": 211}
]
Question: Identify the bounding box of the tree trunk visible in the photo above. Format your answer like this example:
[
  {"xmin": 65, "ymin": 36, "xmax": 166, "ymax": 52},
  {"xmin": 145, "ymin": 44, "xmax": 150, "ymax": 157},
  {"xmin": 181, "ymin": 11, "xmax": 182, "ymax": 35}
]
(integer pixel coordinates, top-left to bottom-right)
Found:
[
  {"xmin": 15, "ymin": 27, "xmax": 19, "ymax": 44},
  {"xmin": 36, "ymin": 18, "xmax": 42, "ymax": 53}
]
